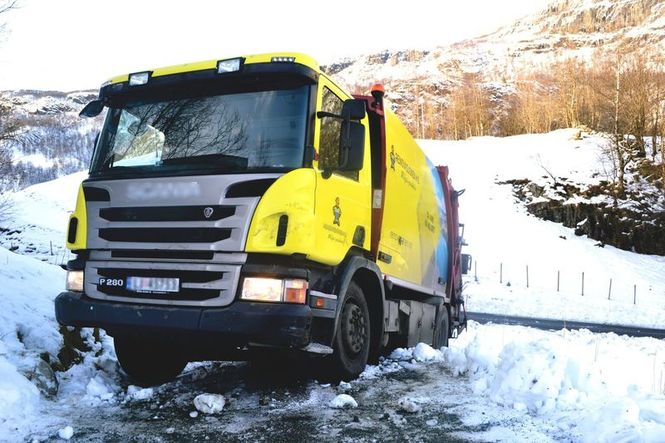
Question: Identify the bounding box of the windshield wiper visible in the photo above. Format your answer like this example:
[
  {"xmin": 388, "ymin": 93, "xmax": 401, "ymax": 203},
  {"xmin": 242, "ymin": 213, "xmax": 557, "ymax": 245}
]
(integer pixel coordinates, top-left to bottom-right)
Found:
[{"xmin": 160, "ymin": 153, "xmax": 249, "ymax": 169}]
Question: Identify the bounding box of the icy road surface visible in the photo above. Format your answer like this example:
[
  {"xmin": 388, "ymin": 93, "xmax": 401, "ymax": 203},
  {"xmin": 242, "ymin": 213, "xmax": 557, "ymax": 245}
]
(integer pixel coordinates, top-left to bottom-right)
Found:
[
  {"xmin": 17, "ymin": 322, "xmax": 665, "ymax": 442},
  {"xmin": 36, "ymin": 349, "xmax": 560, "ymax": 442}
]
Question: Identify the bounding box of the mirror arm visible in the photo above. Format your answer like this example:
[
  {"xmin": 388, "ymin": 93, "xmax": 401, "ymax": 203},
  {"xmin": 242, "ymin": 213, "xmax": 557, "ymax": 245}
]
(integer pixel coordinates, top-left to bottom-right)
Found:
[{"xmin": 316, "ymin": 111, "xmax": 343, "ymax": 120}]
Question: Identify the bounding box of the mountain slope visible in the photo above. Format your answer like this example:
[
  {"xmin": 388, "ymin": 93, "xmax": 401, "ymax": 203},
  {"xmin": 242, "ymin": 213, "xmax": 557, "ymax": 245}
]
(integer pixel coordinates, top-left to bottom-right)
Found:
[{"xmin": 325, "ymin": 0, "xmax": 665, "ymax": 134}]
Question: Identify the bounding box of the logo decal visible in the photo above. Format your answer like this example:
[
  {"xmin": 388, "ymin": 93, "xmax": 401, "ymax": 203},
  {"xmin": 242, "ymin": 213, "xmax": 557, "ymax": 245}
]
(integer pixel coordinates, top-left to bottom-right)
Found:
[
  {"xmin": 332, "ymin": 197, "xmax": 342, "ymax": 226},
  {"xmin": 390, "ymin": 145, "xmax": 396, "ymax": 170},
  {"xmin": 203, "ymin": 207, "xmax": 214, "ymax": 219}
]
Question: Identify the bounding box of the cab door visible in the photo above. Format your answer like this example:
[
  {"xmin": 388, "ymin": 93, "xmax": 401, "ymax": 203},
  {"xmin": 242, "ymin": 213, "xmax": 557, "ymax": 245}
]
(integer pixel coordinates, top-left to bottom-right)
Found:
[{"xmin": 307, "ymin": 77, "xmax": 371, "ymax": 266}]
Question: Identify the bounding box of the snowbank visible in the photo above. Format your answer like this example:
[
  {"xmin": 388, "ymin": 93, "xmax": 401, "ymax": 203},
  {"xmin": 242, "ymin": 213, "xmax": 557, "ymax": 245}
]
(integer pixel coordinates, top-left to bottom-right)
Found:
[
  {"xmin": 445, "ymin": 321, "xmax": 665, "ymax": 440},
  {"xmin": 0, "ymin": 247, "xmax": 64, "ymax": 436},
  {"xmin": 0, "ymin": 245, "xmax": 119, "ymax": 440}
]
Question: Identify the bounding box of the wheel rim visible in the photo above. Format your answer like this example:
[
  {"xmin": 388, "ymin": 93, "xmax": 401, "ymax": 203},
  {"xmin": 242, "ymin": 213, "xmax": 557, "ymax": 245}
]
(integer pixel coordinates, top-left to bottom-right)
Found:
[{"xmin": 342, "ymin": 301, "xmax": 366, "ymax": 355}]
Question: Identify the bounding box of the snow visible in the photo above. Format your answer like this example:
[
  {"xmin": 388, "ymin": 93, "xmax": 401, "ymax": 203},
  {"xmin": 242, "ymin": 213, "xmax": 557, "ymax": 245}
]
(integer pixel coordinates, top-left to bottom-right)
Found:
[
  {"xmin": 397, "ymin": 396, "xmax": 422, "ymax": 413},
  {"xmin": 57, "ymin": 425, "xmax": 74, "ymax": 440},
  {"xmin": 389, "ymin": 343, "xmax": 444, "ymax": 363},
  {"xmin": 125, "ymin": 385, "xmax": 154, "ymax": 402},
  {"xmin": 444, "ymin": 321, "xmax": 665, "ymax": 440},
  {"xmin": 329, "ymin": 394, "xmax": 358, "ymax": 409},
  {"xmin": 0, "ymin": 359, "xmax": 41, "ymax": 430},
  {"xmin": 421, "ymin": 129, "xmax": 665, "ymax": 328},
  {"xmin": 193, "ymin": 393, "xmax": 226, "ymax": 414},
  {"xmin": 0, "ymin": 171, "xmax": 85, "ymax": 265}
]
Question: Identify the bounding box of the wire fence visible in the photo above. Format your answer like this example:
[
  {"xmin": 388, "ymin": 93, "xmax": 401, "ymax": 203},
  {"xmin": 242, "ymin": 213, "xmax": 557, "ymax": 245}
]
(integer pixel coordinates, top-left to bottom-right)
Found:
[{"xmin": 470, "ymin": 258, "xmax": 655, "ymax": 307}]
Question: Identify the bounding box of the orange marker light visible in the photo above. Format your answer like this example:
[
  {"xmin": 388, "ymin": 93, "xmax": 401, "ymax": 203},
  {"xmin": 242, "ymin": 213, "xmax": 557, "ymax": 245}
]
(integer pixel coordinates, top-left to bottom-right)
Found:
[{"xmin": 371, "ymin": 83, "xmax": 385, "ymax": 94}]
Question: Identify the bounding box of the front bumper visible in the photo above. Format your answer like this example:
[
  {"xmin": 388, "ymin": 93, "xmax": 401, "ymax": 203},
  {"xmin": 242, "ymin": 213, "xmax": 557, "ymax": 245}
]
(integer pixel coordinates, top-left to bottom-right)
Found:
[{"xmin": 55, "ymin": 291, "xmax": 312, "ymax": 349}]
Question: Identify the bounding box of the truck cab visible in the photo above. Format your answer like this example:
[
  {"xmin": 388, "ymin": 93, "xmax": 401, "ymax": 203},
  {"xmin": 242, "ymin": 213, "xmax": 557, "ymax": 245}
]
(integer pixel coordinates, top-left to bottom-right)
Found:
[{"xmin": 56, "ymin": 53, "xmax": 467, "ymax": 385}]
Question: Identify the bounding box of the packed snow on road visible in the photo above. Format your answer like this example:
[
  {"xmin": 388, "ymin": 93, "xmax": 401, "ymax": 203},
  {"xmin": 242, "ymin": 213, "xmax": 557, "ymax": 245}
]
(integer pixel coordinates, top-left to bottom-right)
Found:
[{"xmin": 1, "ymin": 130, "xmax": 665, "ymax": 441}]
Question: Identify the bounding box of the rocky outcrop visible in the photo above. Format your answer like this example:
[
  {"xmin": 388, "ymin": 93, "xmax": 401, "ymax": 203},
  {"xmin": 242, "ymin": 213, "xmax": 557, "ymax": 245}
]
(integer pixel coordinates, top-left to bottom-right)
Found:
[
  {"xmin": 527, "ymin": 199, "xmax": 665, "ymax": 255},
  {"xmin": 505, "ymin": 179, "xmax": 665, "ymax": 255}
]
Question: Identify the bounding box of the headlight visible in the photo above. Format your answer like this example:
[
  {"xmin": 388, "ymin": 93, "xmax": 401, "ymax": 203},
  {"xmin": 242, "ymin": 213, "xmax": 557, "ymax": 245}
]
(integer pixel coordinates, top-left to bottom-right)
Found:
[
  {"xmin": 128, "ymin": 71, "xmax": 150, "ymax": 86},
  {"xmin": 66, "ymin": 270, "xmax": 84, "ymax": 292},
  {"xmin": 241, "ymin": 277, "xmax": 308, "ymax": 304},
  {"xmin": 217, "ymin": 58, "xmax": 242, "ymax": 73}
]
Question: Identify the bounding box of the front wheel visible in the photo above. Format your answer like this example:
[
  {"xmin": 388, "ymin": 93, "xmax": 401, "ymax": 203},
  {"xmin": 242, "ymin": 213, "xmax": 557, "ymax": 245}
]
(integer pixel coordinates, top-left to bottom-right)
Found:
[
  {"xmin": 330, "ymin": 282, "xmax": 371, "ymax": 380},
  {"xmin": 114, "ymin": 335, "xmax": 187, "ymax": 387}
]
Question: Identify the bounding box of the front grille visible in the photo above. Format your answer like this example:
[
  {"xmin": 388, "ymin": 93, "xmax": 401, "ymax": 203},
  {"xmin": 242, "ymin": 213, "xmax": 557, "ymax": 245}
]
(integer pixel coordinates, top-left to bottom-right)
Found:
[
  {"xmin": 99, "ymin": 205, "xmax": 235, "ymax": 222},
  {"xmin": 98, "ymin": 228, "xmax": 232, "ymax": 243},
  {"xmin": 84, "ymin": 174, "xmax": 279, "ymax": 252}
]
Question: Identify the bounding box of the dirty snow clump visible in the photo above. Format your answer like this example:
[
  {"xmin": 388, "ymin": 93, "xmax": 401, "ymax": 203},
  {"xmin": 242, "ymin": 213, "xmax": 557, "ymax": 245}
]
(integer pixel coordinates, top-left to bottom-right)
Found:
[
  {"xmin": 57, "ymin": 426, "xmax": 74, "ymax": 440},
  {"xmin": 398, "ymin": 397, "xmax": 422, "ymax": 413},
  {"xmin": 125, "ymin": 385, "xmax": 154, "ymax": 401},
  {"xmin": 330, "ymin": 393, "xmax": 358, "ymax": 409},
  {"xmin": 193, "ymin": 393, "xmax": 226, "ymax": 414},
  {"xmin": 413, "ymin": 343, "xmax": 443, "ymax": 362}
]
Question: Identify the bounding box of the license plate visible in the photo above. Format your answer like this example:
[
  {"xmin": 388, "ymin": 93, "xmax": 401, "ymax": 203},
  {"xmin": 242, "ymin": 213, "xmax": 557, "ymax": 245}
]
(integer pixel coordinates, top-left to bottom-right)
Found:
[{"xmin": 125, "ymin": 276, "xmax": 180, "ymax": 294}]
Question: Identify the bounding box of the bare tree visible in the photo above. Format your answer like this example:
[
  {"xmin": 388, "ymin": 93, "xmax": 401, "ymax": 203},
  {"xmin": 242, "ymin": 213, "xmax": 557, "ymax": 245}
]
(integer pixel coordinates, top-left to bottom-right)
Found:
[{"xmin": 0, "ymin": 0, "xmax": 20, "ymax": 218}]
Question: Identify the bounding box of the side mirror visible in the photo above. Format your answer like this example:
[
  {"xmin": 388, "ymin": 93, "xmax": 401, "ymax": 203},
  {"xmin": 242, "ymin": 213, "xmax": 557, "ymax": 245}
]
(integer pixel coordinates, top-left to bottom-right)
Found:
[
  {"xmin": 316, "ymin": 98, "xmax": 366, "ymax": 172},
  {"xmin": 80, "ymin": 99, "xmax": 104, "ymax": 118},
  {"xmin": 338, "ymin": 120, "xmax": 364, "ymax": 171},
  {"xmin": 338, "ymin": 99, "xmax": 365, "ymax": 171},
  {"xmin": 342, "ymin": 99, "xmax": 366, "ymax": 120}
]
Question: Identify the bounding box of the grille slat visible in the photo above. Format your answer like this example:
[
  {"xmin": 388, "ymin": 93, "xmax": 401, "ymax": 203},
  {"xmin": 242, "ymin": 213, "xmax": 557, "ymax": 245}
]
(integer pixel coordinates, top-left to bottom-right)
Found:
[
  {"xmin": 98, "ymin": 228, "xmax": 232, "ymax": 243},
  {"xmin": 97, "ymin": 285, "xmax": 218, "ymax": 301},
  {"xmin": 111, "ymin": 250, "xmax": 215, "ymax": 260},
  {"xmin": 99, "ymin": 205, "xmax": 235, "ymax": 222}
]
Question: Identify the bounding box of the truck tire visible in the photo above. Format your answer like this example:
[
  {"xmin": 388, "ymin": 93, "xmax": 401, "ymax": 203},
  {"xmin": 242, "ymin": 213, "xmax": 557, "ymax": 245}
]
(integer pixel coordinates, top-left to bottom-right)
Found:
[
  {"xmin": 433, "ymin": 305, "xmax": 450, "ymax": 349},
  {"xmin": 114, "ymin": 335, "xmax": 187, "ymax": 387},
  {"xmin": 331, "ymin": 282, "xmax": 370, "ymax": 380}
]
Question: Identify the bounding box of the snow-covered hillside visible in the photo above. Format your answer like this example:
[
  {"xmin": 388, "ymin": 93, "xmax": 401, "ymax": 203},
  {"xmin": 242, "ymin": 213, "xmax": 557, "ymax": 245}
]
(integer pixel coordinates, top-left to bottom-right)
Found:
[
  {"xmin": 328, "ymin": 0, "xmax": 665, "ymax": 89},
  {"xmin": 423, "ymin": 129, "xmax": 665, "ymax": 328},
  {"xmin": 0, "ymin": 90, "xmax": 99, "ymax": 191},
  {"xmin": 0, "ymin": 171, "xmax": 85, "ymax": 264},
  {"xmin": 325, "ymin": 0, "xmax": 665, "ymax": 135},
  {"xmin": 0, "ymin": 130, "xmax": 664, "ymax": 440}
]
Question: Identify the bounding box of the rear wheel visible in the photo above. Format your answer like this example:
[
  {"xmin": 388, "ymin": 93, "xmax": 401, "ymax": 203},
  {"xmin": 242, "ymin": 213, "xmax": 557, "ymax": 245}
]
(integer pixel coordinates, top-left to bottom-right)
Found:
[
  {"xmin": 114, "ymin": 335, "xmax": 187, "ymax": 387},
  {"xmin": 433, "ymin": 304, "xmax": 450, "ymax": 349},
  {"xmin": 331, "ymin": 282, "xmax": 370, "ymax": 380}
]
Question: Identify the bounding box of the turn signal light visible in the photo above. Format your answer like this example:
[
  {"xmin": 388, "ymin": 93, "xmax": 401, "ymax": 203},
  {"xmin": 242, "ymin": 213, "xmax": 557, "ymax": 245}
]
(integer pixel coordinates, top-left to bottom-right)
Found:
[{"xmin": 283, "ymin": 279, "xmax": 307, "ymax": 304}]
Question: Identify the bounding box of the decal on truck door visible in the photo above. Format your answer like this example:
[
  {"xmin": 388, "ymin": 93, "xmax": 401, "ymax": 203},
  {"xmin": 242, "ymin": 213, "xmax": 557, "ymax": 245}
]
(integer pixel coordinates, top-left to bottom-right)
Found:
[{"xmin": 332, "ymin": 197, "xmax": 342, "ymax": 226}]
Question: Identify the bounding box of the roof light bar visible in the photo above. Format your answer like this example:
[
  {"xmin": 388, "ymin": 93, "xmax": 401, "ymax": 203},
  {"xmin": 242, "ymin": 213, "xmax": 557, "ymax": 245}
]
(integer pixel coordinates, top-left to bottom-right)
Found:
[
  {"xmin": 217, "ymin": 58, "xmax": 242, "ymax": 74},
  {"xmin": 128, "ymin": 71, "xmax": 150, "ymax": 86},
  {"xmin": 271, "ymin": 56, "xmax": 296, "ymax": 63}
]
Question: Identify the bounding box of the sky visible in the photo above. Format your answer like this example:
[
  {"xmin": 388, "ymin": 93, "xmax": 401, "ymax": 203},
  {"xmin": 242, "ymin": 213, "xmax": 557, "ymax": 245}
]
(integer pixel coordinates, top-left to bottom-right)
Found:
[{"xmin": 0, "ymin": 0, "xmax": 552, "ymax": 91}]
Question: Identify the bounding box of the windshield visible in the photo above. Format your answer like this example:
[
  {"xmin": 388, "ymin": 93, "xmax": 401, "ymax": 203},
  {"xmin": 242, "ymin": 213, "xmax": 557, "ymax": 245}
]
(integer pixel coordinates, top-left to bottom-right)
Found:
[{"xmin": 90, "ymin": 85, "xmax": 310, "ymax": 175}]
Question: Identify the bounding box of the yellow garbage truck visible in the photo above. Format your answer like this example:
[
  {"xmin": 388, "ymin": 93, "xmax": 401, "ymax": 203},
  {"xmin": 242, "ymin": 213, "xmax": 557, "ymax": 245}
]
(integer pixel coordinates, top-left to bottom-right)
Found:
[{"xmin": 55, "ymin": 52, "xmax": 469, "ymax": 384}]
